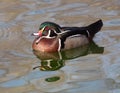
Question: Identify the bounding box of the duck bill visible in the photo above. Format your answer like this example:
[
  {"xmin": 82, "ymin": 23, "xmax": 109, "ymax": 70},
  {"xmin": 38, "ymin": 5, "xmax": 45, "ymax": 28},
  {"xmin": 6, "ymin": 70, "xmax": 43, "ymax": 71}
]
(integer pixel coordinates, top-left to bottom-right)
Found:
[
  {"xmin": 32, "ymin": 31, "xmax": 42, "ymax": 37},
  {"xmin": 32, "ymin": 32, "xmax": 40, "ymax": 36},
  {"xmin": 32, "ymin": 26, "xmax": 45, "ymax": 36}
]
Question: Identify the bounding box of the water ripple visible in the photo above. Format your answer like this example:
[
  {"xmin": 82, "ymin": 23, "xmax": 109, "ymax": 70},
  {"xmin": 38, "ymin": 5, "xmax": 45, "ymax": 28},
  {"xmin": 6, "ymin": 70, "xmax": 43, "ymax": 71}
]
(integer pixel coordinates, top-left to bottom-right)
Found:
[
  {"xmin": 0, "ymin": 22, "xmax": 11, "ymax": 39},
  {"xmin": 0, "ymin": 69, "xmax": 7, "ymax": 77},
  {"xmin": 0, "ymin": 21, "xmax": 34, "ymax": 58},
  {"xmin": 0, "ymin": 78, "xmax": 28, "ymax": 87},
  {"xmin": 104, "ymin": 19, "xmax": 120, "ymax": 26},
  {"xmin": 0, "ymin": 22, "xmax": 19, "ymax": 41},
  {"xmin": 27, "ymin": 3, "xmax": 87, "ymax": 15}
]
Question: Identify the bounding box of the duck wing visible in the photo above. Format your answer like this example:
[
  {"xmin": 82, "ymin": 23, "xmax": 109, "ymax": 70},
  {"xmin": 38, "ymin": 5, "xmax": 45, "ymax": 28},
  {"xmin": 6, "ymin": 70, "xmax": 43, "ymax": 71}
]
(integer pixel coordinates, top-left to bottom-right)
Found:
[
  {"xmin": 60, "ymin": 20, "xmax": 103, "ymax": 48},
  {"xmin": 61, "ymin": 19, "xmax": 103, "ymax": 39}
]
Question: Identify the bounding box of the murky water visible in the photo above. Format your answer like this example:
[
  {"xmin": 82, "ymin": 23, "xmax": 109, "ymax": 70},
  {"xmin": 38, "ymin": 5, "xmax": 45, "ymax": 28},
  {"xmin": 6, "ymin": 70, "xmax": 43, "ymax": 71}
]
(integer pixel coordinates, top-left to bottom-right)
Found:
[{"xmin": 0, "ymin": 0, "xmax": 120, "ymax": 93}]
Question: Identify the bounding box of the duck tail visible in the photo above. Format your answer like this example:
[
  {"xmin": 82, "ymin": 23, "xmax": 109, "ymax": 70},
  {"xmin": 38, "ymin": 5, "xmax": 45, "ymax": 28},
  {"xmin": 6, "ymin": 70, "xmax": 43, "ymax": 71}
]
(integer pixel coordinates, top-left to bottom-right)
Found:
[{"xmin": 86, "ymin": 19, "xmax": 103, "ymax": 40}]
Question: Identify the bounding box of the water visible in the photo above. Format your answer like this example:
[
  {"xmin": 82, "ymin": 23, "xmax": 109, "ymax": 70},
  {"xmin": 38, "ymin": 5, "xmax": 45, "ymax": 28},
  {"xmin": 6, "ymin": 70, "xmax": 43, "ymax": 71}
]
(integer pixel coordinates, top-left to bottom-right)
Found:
[{"xmin": 0, "ymin": 0, "xmax": 120, "ymax": 93}]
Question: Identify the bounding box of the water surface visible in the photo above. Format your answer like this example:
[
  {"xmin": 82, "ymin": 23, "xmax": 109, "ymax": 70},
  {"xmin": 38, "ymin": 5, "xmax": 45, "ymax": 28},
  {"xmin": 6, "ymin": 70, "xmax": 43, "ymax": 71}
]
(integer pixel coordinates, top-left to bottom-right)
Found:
[{"xmin": 0, "ymin": 0, "xmax": 120, "ymax": 93}]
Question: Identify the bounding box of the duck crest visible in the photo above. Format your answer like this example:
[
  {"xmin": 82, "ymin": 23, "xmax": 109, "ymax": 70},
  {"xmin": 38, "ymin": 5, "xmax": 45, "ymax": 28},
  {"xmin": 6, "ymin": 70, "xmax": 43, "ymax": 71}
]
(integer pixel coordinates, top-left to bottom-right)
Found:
[{"xmin": 39, "ymin": 21, "xmax": 61, "ymax": 33}]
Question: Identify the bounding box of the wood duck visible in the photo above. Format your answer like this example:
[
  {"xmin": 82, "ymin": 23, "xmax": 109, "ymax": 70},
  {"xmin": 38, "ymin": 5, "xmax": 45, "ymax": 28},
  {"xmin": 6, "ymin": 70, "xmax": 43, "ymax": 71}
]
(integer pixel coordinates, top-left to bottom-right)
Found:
[{"xmin": 32, "ymin": 19, "xmax": 103, "ymax": 52}]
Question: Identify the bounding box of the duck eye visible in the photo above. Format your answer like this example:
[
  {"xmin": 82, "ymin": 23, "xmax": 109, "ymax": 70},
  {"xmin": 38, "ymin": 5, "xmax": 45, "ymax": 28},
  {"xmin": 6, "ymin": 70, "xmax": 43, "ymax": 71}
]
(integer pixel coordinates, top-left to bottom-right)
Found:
[
  {"xmin": 42, "ymin": 26, "xmax": 50, "ymax": 36},
  {"xmin": 44, "ymin": 26, "xmax": 50, "ymax": 31},
  {"xmin": 42, "ymin": 30, "xmax": 48, "ymax": 36}
]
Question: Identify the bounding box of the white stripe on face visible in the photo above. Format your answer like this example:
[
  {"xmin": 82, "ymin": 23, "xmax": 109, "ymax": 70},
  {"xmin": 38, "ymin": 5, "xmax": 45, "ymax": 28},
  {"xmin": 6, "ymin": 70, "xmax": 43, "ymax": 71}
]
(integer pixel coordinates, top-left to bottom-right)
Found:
[{"xmin": 46, "ymin": 30, "xmax": 51, "ymax": 37}]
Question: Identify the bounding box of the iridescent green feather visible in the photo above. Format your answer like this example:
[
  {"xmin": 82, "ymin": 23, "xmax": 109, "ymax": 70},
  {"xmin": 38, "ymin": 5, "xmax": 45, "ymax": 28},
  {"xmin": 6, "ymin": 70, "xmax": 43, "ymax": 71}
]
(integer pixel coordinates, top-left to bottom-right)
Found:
[{"xmin": 39, "ymin": 21, "xmax": 61, "ymax": 33}]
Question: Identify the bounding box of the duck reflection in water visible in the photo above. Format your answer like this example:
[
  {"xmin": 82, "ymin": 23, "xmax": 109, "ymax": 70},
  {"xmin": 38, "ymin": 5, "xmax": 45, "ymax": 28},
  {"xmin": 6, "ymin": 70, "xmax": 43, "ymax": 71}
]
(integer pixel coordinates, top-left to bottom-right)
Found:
[{"xmin": 33, "ymin": 41, "xmax": 104, "ymax": 71}]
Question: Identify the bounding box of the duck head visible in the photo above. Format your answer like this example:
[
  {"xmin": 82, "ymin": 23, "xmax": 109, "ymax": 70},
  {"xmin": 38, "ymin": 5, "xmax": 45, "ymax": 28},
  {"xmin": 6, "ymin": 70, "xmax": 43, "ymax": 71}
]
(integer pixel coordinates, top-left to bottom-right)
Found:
[
  {"xmin": 32, "ymin": 21, "xmax": 61, "ymax": 38},
  {"xmin": 32, "ymin": 22, "xmax": 62, "ymax": 52}
]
